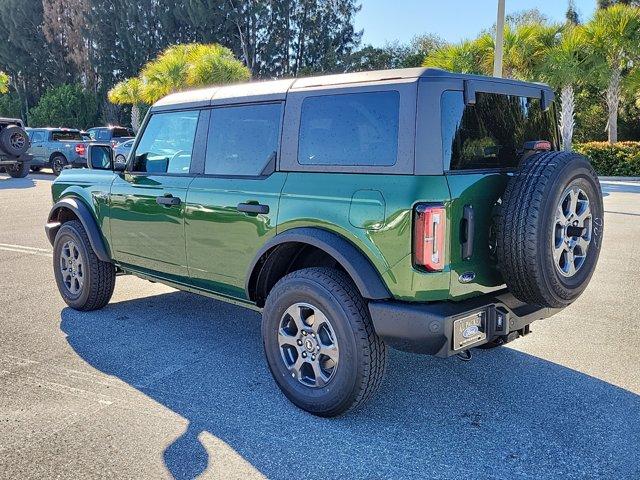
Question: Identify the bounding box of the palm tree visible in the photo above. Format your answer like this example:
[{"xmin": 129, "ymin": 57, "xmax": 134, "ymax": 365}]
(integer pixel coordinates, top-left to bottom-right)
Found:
[
  {"xmin": 108, "ymin": 77, "xmax": 143, "ymax": 132},
  {"xmin": 537, "ymin": 26, "xmax": 592, "ymax": 151},
  {"xmin": 0, "ymin": 71, "xmax": 9, "ymax": 94},
  {"xmin": 139, "ymin": 43, "xmax": 250, "ymax": 104},
  {"xmin": 424, "ymin": 23, "xmax": 558, "ymax": 80},
  {"xmin": 423, "ymin": 39, "xmax": 489, "ymax": 74},
  {"xmin": 586, "ymin": 4, "xmax": 640, "ymax": 143}
]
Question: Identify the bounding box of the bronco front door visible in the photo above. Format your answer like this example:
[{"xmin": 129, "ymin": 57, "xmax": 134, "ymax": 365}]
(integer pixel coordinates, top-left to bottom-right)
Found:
[{"xmin": 109, "ymin": 109, "xmax": 205, "ymax": 282}]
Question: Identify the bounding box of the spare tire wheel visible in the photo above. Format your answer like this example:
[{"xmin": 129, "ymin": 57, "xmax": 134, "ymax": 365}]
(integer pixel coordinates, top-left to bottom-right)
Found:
[
  {"xmin": 496, "ymin": 151, "xmax": 604, "ymax": 308},
  {"xmin": 0, "ymin": 125, "xmax": 30, "ymax": 157}
]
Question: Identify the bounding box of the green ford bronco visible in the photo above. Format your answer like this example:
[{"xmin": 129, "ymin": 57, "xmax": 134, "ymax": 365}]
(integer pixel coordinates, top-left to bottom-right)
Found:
[{"xmin": 46, "ymin": 68, "xmax": 604, "ymax": 417}]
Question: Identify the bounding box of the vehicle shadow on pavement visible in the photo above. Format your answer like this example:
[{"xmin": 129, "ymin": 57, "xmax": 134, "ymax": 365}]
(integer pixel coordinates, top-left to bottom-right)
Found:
[
  {"xmin": 0, "ymin": 176, "xmax": 36, "ymax": 190},
  {"xmin": 60, "ymin": 291, "xmax": 639, "ymax": 480}
]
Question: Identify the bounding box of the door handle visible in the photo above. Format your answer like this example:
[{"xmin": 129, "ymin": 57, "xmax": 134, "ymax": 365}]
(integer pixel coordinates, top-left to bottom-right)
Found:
[
  {"xmin": 156, "ymin": 195, "xmax": 181, "ymax": 206},
  {"xmin": 460, "ymin": 204, "xmax": 474, "ymax": 260},
  {"xmin": 237, "ymin": 202, "xmax": 269, "ymax": 214}
]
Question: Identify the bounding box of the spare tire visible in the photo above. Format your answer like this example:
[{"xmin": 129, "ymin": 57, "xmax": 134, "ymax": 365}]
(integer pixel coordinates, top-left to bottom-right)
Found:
[
  {"xmin": 0, "ymin": 125, "xmax": 30, "ymax": 157},
  {"xmin": 496, "ymin": 151, "xmax": 604, "ymax": 308}
]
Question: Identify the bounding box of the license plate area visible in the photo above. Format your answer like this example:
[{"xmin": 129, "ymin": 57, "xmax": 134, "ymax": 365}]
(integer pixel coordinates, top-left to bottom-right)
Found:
[{"xmin": 452, "ymin": 311, "xmax": 486, "ymax": 350}]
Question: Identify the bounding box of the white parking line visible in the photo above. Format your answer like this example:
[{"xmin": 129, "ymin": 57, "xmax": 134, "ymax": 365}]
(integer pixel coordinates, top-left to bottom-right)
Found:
[{"xmin": 0, "ymin": 243, "xmax": 52, "ymax": 257}]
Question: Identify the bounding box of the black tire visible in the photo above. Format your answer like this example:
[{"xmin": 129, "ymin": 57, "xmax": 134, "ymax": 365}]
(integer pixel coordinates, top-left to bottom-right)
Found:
[
  {"xmin": 0, "ymin": 125, "xmax": 29, "ymax": 156},
  {"xmin": 496, "ymin": 151, "xmax": 604, "ymax": 308},
  {"xmin": 53, "ymin": 220, "xmax": 116, "ymax": 311},
  {"xmin": 51, "ymin": 154, "xmax": 67, "ymax": 176},
  {"xmin": 5, "ymin": 162, "xmax": 30, "ymax": 178},
  {"xmin": 262, "ymin": 267, "xmax": 387, "ymax": 417}
]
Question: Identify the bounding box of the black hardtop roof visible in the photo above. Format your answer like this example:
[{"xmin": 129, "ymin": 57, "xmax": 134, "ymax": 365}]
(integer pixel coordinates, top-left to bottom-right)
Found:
[{"xmin": 152, "ymin": 67, "xmax": 554, "ymax": 110}]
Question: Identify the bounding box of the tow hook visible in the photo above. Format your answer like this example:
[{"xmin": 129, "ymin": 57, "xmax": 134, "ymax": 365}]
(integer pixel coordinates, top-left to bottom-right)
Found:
[{"xmin": 455, "ymin": 350, "xmax": 472, "ymax": 361}]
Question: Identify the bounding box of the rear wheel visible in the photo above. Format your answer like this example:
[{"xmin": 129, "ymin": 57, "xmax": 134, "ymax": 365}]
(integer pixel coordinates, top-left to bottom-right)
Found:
[
  {"xmin": 53, "ymin": 220, "xmax": 116, "ymax": 311},
  {"xmin": 496, "ymin": 151, "xmax": 604, "ymax": 308},
  {"xmin": 5, "ymin": 162, "xmax": 29, "ymax": 178},
  {"xmin": 51, "ymin": 155, "xmax": 67, "ymax": 176},
  {"xmin": 262, "ymin": 267, "xmax": 386, "ymax": 417}
]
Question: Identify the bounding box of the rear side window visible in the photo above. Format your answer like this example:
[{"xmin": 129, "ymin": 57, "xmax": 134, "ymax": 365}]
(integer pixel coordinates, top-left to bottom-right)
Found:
[
  {"xmin": 442, "ymin": 91, "xmax": 558, "ymax": 170},
  {"xmin": 205, "ymin": 103, "xmax": 282, "ymax": 176},
  {"xmin": 112, "ymin": 128, "xmax": 133, "ymax": 138},
  {"xmin": 298, "ymin": 91, "xmax": 399, "ymax": 167},
  {"xmin": 131, "ymin": 110, "xmax": 199, "ymax": 174},
  {"xmin": 52, "ymin": 131, "xmax": 82, "ymax": 141}
]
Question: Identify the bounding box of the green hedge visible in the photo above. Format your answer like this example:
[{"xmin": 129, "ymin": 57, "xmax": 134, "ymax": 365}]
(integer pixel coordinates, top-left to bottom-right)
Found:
[{"xmin": 574, "ymin": 142, "xmax": 640, "ymax": 177}]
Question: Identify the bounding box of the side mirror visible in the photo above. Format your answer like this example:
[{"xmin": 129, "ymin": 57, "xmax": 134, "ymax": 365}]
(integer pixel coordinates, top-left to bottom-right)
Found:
[{"xmin": 87, "ymin": 143, "xmax": 114, "ymax": 170}]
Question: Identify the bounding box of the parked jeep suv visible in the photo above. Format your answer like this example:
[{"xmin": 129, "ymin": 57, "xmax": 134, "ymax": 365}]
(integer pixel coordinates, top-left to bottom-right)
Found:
[
  {"xmin": 46, "ymin": 68, "xmax": 604, "ymax": 416},
  {"xmin": 0, "ymin": 117, "xmax": 31, "ymax": 177}
]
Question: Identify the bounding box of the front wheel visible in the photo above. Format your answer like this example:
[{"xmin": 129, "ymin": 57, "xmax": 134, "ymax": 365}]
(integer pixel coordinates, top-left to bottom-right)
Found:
[
  {"xmin": 262, "ymin": 267, "xmax": 387, "ymax": 417},
  {"xmin": 53, "ymin": 220, "xmax": 116, "ymax": 311}
]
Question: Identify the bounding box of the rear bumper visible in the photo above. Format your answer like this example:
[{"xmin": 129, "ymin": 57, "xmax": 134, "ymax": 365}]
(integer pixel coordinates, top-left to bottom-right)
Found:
[{"xmin": 369, "ymin": 289, "xmax": 561, "ymax": 357}]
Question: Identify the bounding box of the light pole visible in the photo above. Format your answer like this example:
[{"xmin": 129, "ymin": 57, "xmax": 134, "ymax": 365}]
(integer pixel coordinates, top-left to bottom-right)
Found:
[{"xmin": 493, "ymin": 0, "xmax": 505, "ymax": 78}]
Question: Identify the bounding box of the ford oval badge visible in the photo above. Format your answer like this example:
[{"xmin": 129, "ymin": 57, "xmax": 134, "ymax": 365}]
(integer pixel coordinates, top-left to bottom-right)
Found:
[
  {"xmin": 459, "ymin": 272, "xmax": 476, "ymax": 284},
  {"xmin": 462, "ymin": 325, "xmax": 479, "ymax": 339}
]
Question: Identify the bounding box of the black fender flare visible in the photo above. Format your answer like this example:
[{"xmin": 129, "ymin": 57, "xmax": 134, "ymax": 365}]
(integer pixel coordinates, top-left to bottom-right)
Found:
[
  {"xmin": 45, "ymin": 197, "xmax": 112, "ymax": 263},
  {"xmin": 245, "ymin": 227, "xmax": 392, "ymax": 302}
]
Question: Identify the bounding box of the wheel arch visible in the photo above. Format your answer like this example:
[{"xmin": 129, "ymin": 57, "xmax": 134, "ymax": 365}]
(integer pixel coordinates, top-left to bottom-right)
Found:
[
  {"xmin": 45, "ymin": 197, "xmax": 111, "ymax": 263},
  {"xmin": 246, "ymin": 227, "xmax": 391, "ymax": 307}
]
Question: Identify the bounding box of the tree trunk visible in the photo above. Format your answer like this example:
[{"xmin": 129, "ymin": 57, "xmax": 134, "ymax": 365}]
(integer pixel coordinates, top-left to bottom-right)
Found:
[
  {"xmin": 606, "ymin": 68, "xmax": 621, "ymax": 144},
  {"xmin": 131, "ymin": 104, "xmax": 141, "ymax": 133},
  {"xmin": 559, "ymin": 85, "xmax": 575, "ymax": 152}
]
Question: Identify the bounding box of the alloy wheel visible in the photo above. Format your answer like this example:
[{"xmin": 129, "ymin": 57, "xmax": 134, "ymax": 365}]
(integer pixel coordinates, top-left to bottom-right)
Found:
[
  {"xmin": 60, "ymin": 240, "xmax": 85, "ymax": 295},
  {"xmin": 553, "ymin": 186, "xmax": 592, "ymax": 277},
  {"xmin": 277, "ymin": 302, "xmax": 339, "ymax": 388}
]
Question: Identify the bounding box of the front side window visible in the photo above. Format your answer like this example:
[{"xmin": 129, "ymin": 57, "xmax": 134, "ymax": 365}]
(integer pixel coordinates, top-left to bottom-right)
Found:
[
  {"xmin": 205, "ymin": 103, "xmax": 282, "ymax": 176},
  {"xmin": 30, "ymin": 131, "xmax": 46, "ymax": 143},
  {"xmin": 131, "ymin": 110, "xmax": 199, "ymax": 174},
  {"xmin": 298, "ymin": 91, "xmax": 399, "ymax": 167},
  {"xmin": 96, "ymin": 129, "xmax": 111, "ymax": 141},
  {"xmin": 442, "ymin": 91, "xmax": 559, "ymax": 171}
]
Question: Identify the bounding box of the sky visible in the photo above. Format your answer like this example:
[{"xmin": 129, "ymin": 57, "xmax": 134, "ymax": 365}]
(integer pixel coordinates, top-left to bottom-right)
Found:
[{"xmin": 356, "ymin": 0, "xmax": 598, "ymax": 46}]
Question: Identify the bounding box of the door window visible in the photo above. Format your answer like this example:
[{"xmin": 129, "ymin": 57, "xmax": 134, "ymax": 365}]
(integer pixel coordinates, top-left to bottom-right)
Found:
[
  {"xmin": 30, "ymin": 131, "xmax": 46, "ymax": 143},
  {"xmin": 204, "ymin": 103, "xmax": 282, "ymax": 176},
  {"xmin": 441, "ymin": 91, "xmax": 559, "ymax": 170},
  {"xmin": 298, "ymin": 91, "xmax": 399, "ymax": 167},
  {"xmin": 131, "ymin": 110, "xmax": 200, "ymax": 174}
]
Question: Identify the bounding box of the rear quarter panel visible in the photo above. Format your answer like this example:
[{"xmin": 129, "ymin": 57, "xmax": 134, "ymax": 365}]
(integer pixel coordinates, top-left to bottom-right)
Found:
[{"xmin": 277, "ymin": 173, "xmax": 453, "ymax": 302}]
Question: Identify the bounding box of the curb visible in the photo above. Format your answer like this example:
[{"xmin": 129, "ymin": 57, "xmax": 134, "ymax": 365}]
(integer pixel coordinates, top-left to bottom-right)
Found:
[{"xmin": 599, "ymin": 176, "xmax": 640, "ymax": 182}]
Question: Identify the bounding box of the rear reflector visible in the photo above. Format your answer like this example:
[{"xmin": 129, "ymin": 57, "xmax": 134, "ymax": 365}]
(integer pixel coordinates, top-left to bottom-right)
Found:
[{"xmin": 414, "ymin": 204, "xmax": 446, "ymax": 271}]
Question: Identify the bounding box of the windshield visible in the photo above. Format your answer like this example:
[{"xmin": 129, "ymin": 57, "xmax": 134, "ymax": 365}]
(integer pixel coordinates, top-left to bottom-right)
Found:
[{"xmin": 442, "ymin": 91, "xmax": 559, "ymax": 170}]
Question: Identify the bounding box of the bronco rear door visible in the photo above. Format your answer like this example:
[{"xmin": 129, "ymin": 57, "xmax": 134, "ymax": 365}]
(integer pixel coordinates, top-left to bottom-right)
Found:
[{"xmin": 437, "ymin": 83, "xmax": 559, "ymax": 299}]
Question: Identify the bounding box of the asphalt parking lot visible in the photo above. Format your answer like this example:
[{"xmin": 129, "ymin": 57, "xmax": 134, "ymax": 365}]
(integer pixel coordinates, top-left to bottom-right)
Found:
[{"xmin": 0, "ymin": 171, "xmax": 638, "ymax": 480}]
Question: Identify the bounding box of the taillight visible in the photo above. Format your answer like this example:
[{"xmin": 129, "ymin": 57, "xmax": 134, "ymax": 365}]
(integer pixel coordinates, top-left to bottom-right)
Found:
[
  {"xmin": 413, "ymin": 204, "xmax": 446, "ymax": 271},
  {"xmin": 75, "ymin": 144, "xmax": 86, "ymax": 156}
]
